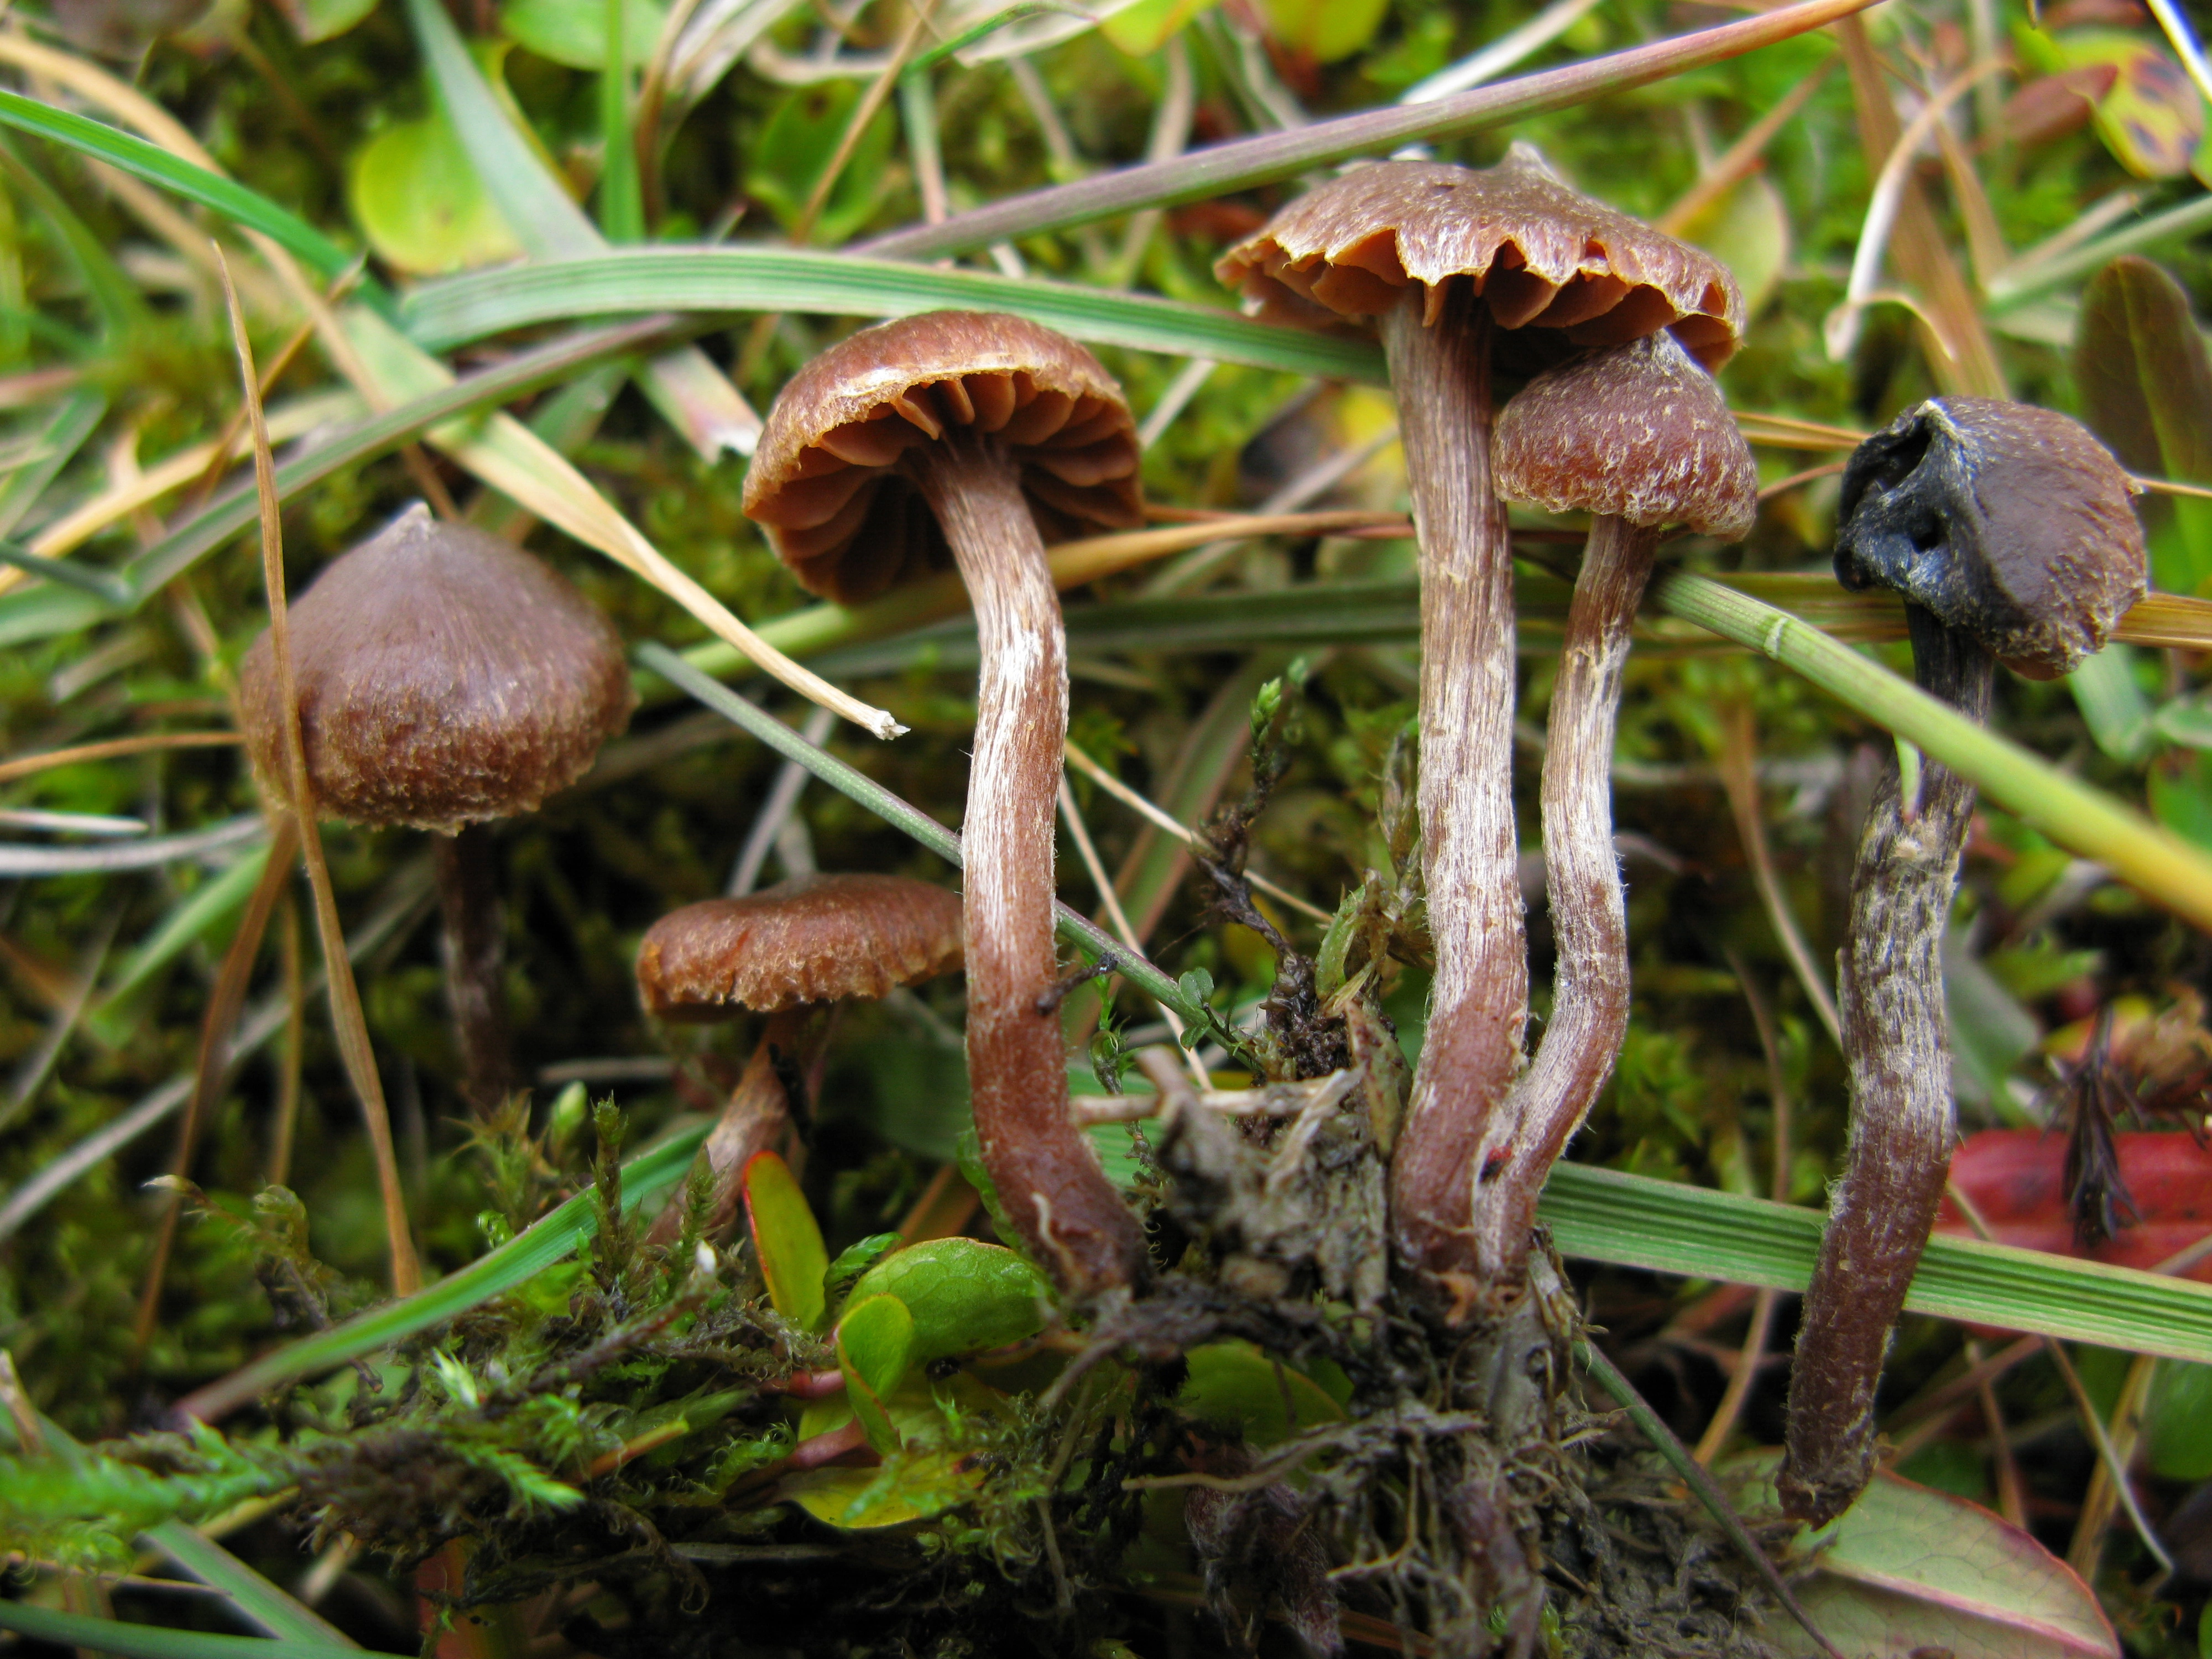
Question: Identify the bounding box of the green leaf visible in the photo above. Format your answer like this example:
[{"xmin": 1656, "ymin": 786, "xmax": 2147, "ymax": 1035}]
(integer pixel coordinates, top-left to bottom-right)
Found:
[
  {"xmin": 1732, "ymin": 1455, "xmax": 2119, "ymax": 1658},
  {"xmin": 2145, "ymin": 1359, "xmax": 2212, "ymax": 1479},
  {"xmin": 502, "ymin": 0, "xmax": 663, "ymax": 69},
  {"xmin": 347, "ymin": 109, "xmax": 524, "ymax": 275},
  {"xmin": 745, "ymin": 81, "xmax": 894, "ymax": 244},
  {"xmin": 399, "ymin": 247, "xmax": 1383, "ymax": 380},
  {"xmin": 1099, "ymin": 0, "xmax": 1218, "ymax": 55},
  {"xmin": 2074, "ymin": 255, "xmax": 2212, "ymax": 595},
  {"xmin": 1540, "ymin": 1162, "xmax": 2212, "ymax": 1363},
  {"xmin": 791, "ymin": 1374, "xmax": 1004, "ymax": 1529},
  {"xmin": 2059, "ymin": 32, "xmax": 2205, "ymax": 179},
  {"xmin": 835, "ymin": 1293, "xmax": 916, "ymax": 1453},
  {"xmin": 408, "ymin": 0, "xmax": 597, "ymax": 258},
  {"xmin": 822, "ymin": 1232, "xmax": 902, "ymax": 1316},
  {"xmin": 2154, "ymin": 692, "xmax": 2212, "ymax": 748},
  {"xmin": 845, "ymin": 1238, "xmax": 1053, "ymax": 1362},
  {"xmin": 1256, "ymin": 0, "xmax": 1388, "ymax": 64},
  {"xmin": 742, "ymin": 1148, "xmax": 829, "ymax": 1332},
  {"xmin": 281, "ymin": 0, "xmax": 377, "ymax": 45},
  {"xmin": 2067, "ymin": 643, "xmax": 2154, "ymax": 762},
  {"xmin": 1177, "ymin": 1341, "xmax": 1347, "ymax": 1446}
]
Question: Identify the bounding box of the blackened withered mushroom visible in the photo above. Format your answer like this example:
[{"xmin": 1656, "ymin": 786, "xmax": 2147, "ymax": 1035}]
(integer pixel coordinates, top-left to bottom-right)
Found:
[
  {"xmin": 1780, "ymin": 398, "xmax": 2146, "ymax": 1526},
  {"xmin": 637, "ymin": 872, "xmax": 965, "ymax": 1244},
  {"xmin": 239, "ymin": 505, "xmax": 637, "ymax": 1114},
  {"xmin": 1485, "ymin": 332, "xmax": 1755, "ymax": 1288},
  {"xmin": 743, "ymin": 311, "xmax": 1149, "ymax": 1302},
  {"xmin": 1218, "ymin": 148, "xmax": 1744, "ymax": 1311}
]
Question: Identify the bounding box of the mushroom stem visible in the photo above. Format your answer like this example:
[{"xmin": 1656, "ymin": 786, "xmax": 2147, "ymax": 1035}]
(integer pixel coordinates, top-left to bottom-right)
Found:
[
  {"xmin": 1464, "ymin": 515, "xmax": 1656, "ymax": 1283},
  {"xmin": 1379, "ymin": 284, "xmax": 1529, "ymax": 1310},
  {"xmin": 907, "ymin": 432, "xmax": 1148, "ymax": 1301},
  {"xmin": 646, "ymin": 1006, "xmax": 817, "ymax": 1246},
  {"xmin": 1780, "ymin": 602, "xmax": 1993, "ymax": 1525},
  {"xmin": 432, "ymin": 825, "xmax": 513, "ymax": 1115}
]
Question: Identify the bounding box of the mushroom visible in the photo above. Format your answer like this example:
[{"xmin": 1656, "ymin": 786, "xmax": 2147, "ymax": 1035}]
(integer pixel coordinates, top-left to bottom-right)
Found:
[
  {"xmin": 239, "ymin": 504, "xmax": 637, "ymax": 1113},
  {"xmin": 1217, "ymin": 149, "xmax": 1743, "ymax": 1308},
  {"xmin": 635, "ymin": 872, "xmax": 966, "ymax": 1244},
  {"xmin": 742, "ymin": 311, "xmax": 1149, "ymax": 1301},
  {"xmin": 1483, "ymin": 332, "xmax": 1756, "ymax": 1291},
  {"xmin": 1779, "ymin": 398, "xmax": 2146, "ymax": 1526}
]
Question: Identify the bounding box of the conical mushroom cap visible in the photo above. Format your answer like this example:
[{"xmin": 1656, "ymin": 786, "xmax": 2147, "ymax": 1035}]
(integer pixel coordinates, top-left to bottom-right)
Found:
[
  {"xmin": 637, "ymin": 872, "xmax": 966, "ymax": 1019},
  {"xmin": 743, "ymin": 310, "xmax": 1142, "ymax": 606},
  {"xmin": 1834, "ymin": 398, "xmax": 2147, "ymax": 678},
  {"xmin": 1494, "ymin": 332, "xmax": 1757, "ymax": 538},
  {"xmin": 1215, "ymin": 148, "xmax": 1744, "ymax": 376},
  {"xmin": 239, "ymin": 505, "xmax": 636, "ymax": 833}
]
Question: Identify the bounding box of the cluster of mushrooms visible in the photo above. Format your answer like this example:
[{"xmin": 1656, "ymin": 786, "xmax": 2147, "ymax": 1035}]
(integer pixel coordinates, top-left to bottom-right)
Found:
[{"xmin": 232, "ymin": 144, "xmax": 2151, "ymax": 1572}]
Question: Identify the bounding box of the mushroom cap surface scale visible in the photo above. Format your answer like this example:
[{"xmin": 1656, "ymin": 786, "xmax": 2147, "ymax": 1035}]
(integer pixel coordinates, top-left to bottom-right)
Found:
[
  {"xmin": 1833, "ymin": 398, "xmax": 2147, "ymax": 678},
  {"xmin": 239, "ymin": 505, "xmax": 635, "ymax": 834},
  {"xmin": 1215, "ymin": 147, "xmax": 1745, "ymax": 376},
  {"xmin": 1493, "ymin": 332, "xmax": 1757, "ymax": 538},
  {"xmin": 743, "ymin": 310, "xmax": 1142, "ymax": 606},
  {"xmin": 637, "ymin": 872, "xmax": 966, "ymax": 1020}
]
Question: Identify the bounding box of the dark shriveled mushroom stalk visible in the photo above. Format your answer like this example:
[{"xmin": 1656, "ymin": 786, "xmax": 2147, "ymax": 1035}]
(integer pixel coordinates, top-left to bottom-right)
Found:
[
  {"xmin": 1780, "ymin": 398, "xmax": 2146, "ymax": 1526},
  {"xmin": 1218, "ymin": 148, "xmax": 1743, "ymax": 1313},
  {"xmin": 744, "ymin": 311, "xmax": 1149, "ymax": 1302},
  {"xmin": 1485, "ymin": 333, "xmax": 1755, "ymax": 1284},
  {"xmin": 636, "ymin": 873, "xmax": 964, "ymax": 1245}
]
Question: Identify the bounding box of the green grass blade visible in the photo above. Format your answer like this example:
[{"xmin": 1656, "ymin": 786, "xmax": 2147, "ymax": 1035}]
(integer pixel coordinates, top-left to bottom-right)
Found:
[
  {"xmin": 0, "ymin": 90, "xmax": 390, "ymax": 318},
  {"xmin": 398, "ymin": 248, "xmax": 1384, "ymax": 380},
  {"xmin": 140, "ymin": 1522, "xmax": 356, "ymax": 1646},
  {"xmin": 1651, "ymin": 568, "xmax": 2212, "ymax": 933},
  {"xmin": 635, "ymin": 643, "xmax": 1238, "ymax": 1048},
  {"xmin": 405, "ymin": 0, "xmax": 598, "ymax": 257},
  {"xmin": 0, "ymin": 389, "xmax": 108, "ymax": 539},
  {"xmin": 174, "ymin": 1120, "xmax": 710, "ymax": 1422},
  {"xmin": 857, "ymin": 0, "xmax": 1882, "ymax": 260},
  {"xmin": 1542, "ymin": 1162, "xmax": 2212, "ymax": 1363},
  {"xmin": 0, "ymin": 1602, "xmax": 367, "ymax": 1659},
  {"xmin": 0, "ymin": 313, "xmax": 686, "ymax": 647},
  {"xmin": 1986, "ymin": 193, "xmax": 2212, "ymax": 312}
]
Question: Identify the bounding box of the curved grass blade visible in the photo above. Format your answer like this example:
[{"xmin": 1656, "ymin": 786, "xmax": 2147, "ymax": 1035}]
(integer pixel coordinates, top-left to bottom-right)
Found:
[
  {"xmin": 0, "ymin": 88, "xmax": 393, "ymax": 318},
  {"xmin": 399, "ymin": 248, "xmax": 1384, "ymax": 380},
  {"xmin": 858, "ymin": 0, "xmax": 1885, "ymax": 260},
  {"xmin": 172, "ymin": 1119, "xmax": 710, "ymax": 1422},
  {"xmin": 1542, "ymin": 1162, "xmax": 2212, "ymax": 1363},
  {"xmin": 1652, "ymin": 568, "xmax": 2212, "ymax": 933}
]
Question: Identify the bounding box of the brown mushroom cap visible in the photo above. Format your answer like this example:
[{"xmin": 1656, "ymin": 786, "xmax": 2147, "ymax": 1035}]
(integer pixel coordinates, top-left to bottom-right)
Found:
[
  {"xmin": 238, "ymin": 505, "xmax": 635, "ymax": 834},
  {"xmin": 637, "ymin": 872, "xmax": 966, "ymax": 1020},
  {"xmin": 742, "ymin": 310, "xmax": 1143, "ymax": 606},
  {"xmin": 1215, "ymin": 148, "xmax": 1744, "ymax": 377},
  {"xmin": 1493, "ymin": 332, "xmax": 1757, "ymax": 539}
]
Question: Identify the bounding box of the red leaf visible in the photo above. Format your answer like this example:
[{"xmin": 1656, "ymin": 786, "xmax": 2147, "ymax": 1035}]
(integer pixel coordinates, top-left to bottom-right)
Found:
[{"xmin": 1937, "ymin": 1129, "xmax": 2212, "ymax": 1277}]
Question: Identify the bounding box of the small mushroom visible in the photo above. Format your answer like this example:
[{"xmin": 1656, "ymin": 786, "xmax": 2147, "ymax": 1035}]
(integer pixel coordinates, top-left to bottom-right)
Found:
[
  {"xmin": 238, "ymin": 504, "xmax": 636, "ymax": 1112},
  {"xmin": 635, "ymin": 872, "xmax": 965, "ymax": 1244},
  {"xmin": 744, "ymin": 311, "xmax": 1149, "ymax": 1302},
  {"xmin": 1780, "ymin": 398, "xmax": 2146, "ymax": 1526},
  {"xmin": 1218, "ymin": 148, "xmax": 1744, "ymax": 1308},
  {"xmin": 1484, "ymin": 333, "xmax": 1755, "ymax": 1290}
]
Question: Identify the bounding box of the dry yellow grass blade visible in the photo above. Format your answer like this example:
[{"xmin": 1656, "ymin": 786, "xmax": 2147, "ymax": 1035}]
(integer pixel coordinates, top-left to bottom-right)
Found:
[
  {"xmin": 217, "ymin": 249, "xmax": 419, "ymax": 1298},
  {"xmin": 0, "ymin": 29, "xmax": 902, "ymax": 742}
]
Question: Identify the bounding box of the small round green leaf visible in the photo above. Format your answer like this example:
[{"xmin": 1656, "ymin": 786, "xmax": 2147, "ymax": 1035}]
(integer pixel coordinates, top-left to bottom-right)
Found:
[{"xmin": 846, "ymin": 1237, "xmax": 1053, "ymax": 1364}]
